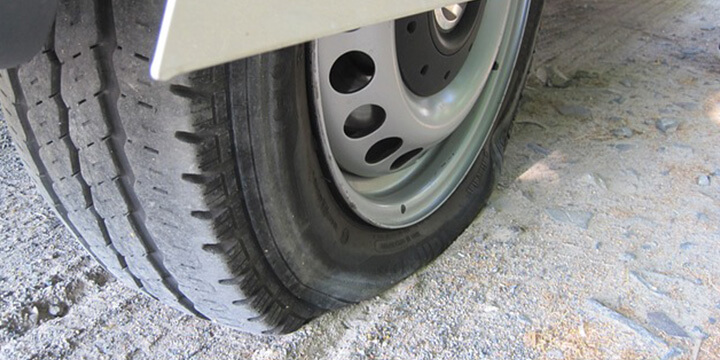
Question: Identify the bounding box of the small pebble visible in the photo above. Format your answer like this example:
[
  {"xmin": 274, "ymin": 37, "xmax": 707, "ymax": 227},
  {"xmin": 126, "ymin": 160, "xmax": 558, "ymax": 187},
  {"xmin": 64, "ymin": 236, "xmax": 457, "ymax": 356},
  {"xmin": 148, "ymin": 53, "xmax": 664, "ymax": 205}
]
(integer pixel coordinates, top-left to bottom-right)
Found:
[
  {"xmin": 697, "ymin": 175, "xmax": 711, "ymax": 186},
  {"xmin": 691, "ymin": 326, "xmax": 709, "ymax": 339},
  {"xmin": 527, "ymin": 143, "xmax": 550, "ymax": 156},
  {"xmin": 620, "ymin": 252, "xmax": 636, "ymax": 262},
  {"xmin": 536, "ymin": 66, "xmax": 572, "ymax": 88},
  {"xmin": 535, "ymin": 67, "xmax": 549, "ymax": 84},
  {"xmin": 672, "ymin": 143, "xmax": 693, "ymax": 152},
  {"xmin": 673, "ymin": 102, "xmax": 699, "ymax": 111},
  {"xmin": 679, "ymin": 47, "xmax": 704, "ymax": 59},
  {"xmin": 700, "ymin": 25, "xmax": 716, "ymax": 31},
  {"xmin": 546, "ymin": 349, "xmax": 564, "ymax": 359},
  {"xmin": 612, "ymin": 127, "xmax": 633, "ymax": 138},
  {"xmin": 610, "ymin": 95, "xmax": 626, "ymax": 104},
  {"xmin": 679, "ymin": 242, "xmax": 695, "ymax": 250},
  {"xmin": 620, "ymin": 78, "xmax": 633, "ymax": 87},
  {"xmin": 584, "ymin": 172, "xmax": 608, "ymax": 190},
  {"xmin": 546, "ymin": 208, "xmax": 594, "ymax": 229},
  {"xmin": 680, "ymin": 46, "xmax": 705, "ymax": 57},
  {"xmin": 27, "ymin": 306, "xmax": 40, "ymax": 325},
  {"xmin": 558, "ymin": 104, "xmax": 592, "ymax": 117},
  {"xmin": 614, "ymin": 143, "xmax": 636, "ymax": 152},
  {"xmin": 648, "ymin": 312, "xmax": 689, "ymax": 338},
  {"xmin": 641, "ymin": 242, "xmax": 657, "ymax": 250},
  {"xmin": 574, "ymin": 70, "xmax": 600, "ymax": 81},
  {"xmin": 655, "ymin": 118, "xmax": 679, "ymax": 133},
  {"xmin": 547, "ymin": 66, "xmax": 572, "ymax": 88},
  {"xmin": 48, "ymin": 303, "xmax": 66, "ymax": 317}
]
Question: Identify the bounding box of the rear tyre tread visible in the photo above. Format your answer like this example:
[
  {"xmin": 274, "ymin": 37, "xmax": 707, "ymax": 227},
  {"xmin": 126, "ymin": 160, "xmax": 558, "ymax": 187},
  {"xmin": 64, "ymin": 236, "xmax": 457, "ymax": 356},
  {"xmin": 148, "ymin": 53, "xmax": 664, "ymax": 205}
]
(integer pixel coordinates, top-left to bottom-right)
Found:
[{"xmin": 0, "ymin": 0, "xmax": 322, "ymax": 333}]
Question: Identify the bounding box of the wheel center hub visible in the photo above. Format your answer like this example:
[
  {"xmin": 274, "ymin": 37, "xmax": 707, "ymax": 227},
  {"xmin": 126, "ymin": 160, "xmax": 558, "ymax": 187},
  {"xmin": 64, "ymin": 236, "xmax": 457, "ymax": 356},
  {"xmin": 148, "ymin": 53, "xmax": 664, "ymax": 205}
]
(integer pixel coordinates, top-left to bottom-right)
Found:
[{"xmin": 395, "ymin": 1, "xmax": 485, "ymax": 97}]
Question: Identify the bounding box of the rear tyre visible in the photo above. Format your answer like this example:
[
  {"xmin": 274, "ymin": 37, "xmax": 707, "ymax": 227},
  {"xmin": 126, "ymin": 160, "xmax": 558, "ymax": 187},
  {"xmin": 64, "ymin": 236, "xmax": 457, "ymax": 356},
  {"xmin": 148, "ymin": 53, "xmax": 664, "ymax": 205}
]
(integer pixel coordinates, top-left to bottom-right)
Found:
[{"xmin": 0, "ymin": 0, "xmax": 543, "ymax": 333}]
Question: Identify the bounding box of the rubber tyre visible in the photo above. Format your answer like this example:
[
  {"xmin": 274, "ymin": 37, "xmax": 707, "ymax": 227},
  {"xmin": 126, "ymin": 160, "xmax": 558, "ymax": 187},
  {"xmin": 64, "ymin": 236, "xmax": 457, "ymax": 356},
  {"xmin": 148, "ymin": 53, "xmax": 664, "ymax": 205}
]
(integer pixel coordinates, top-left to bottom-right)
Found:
[{"xmin": 0, "ymin": 0, "xmax": 543, "ymax": 333}]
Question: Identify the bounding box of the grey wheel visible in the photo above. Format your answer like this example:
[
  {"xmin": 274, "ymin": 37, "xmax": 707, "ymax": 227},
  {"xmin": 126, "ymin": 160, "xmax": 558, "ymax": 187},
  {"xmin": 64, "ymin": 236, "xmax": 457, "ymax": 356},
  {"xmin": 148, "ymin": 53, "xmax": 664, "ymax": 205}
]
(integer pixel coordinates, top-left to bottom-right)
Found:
[{"xmin": 314, "ymin": 0, "xmax": 533, "ymax": 228}]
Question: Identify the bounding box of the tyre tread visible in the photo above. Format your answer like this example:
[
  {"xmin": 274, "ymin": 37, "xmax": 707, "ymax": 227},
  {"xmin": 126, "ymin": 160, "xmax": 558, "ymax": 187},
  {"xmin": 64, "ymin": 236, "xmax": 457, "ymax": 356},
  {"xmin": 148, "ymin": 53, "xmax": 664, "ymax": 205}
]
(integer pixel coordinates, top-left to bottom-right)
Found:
[{"xmin": 0, "ymin": 0, "xmax": 321, "ymax": 333}]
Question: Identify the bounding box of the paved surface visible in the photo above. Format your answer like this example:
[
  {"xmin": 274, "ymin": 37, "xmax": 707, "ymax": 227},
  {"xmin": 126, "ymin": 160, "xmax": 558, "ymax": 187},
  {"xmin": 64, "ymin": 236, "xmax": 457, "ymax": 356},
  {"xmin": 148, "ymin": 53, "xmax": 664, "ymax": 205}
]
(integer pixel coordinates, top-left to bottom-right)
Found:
[{"xmin": 1, "ymin": 0, "xmax": 719, "ymax": 359}]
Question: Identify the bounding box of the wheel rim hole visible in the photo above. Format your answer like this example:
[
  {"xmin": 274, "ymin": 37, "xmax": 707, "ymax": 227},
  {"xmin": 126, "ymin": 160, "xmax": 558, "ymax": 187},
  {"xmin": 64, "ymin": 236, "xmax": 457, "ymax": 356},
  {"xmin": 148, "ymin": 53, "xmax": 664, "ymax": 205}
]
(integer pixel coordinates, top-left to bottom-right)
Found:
[
  {"xmin": 401, "ymin": 204, "xmax": 407, "ymax": 214},
  {"xmin": 330, "ymin": 51, "xmax": 375, "ymax": 94},
  {"xmin": 344, "ymin": 105, "xmax": 386, "ymax": 139},
  {"xmin": 444, "ymin": 71, "xmax": 451, "ymax": 80},
  {"xmin": 365, "ymin": 137, "xmax": 403, "ymax": 164},
  {"xmin": 441, "ymin": 7, "xmax": 459, "ymax": 21},
  {"xmin": 407, "ymin": 21, "xmax": 417, "ymax": 34},
  {"xmin": 420, "ymin": 65, "xmax": 429, "ymax": 76},
  {"xmin": 390, "ymin": 148, "xmax": 423, "ymax": 170}
]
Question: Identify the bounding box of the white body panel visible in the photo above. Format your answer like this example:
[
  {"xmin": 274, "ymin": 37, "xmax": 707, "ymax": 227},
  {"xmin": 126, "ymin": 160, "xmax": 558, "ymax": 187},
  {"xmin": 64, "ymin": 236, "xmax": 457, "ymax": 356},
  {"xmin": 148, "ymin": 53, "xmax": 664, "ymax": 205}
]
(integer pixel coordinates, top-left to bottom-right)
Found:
[{"xmin": 150, "ymin": 0, "xmax": 463, "ymax": 80}]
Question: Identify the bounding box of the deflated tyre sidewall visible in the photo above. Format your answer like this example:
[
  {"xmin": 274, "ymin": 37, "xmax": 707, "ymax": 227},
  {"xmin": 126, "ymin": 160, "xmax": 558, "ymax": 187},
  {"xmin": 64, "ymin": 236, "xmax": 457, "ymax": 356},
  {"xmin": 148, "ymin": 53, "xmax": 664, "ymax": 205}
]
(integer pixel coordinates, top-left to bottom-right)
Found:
[{"xmin": 228, "ymin": 0, "xmax": 543, "ymax": 309}]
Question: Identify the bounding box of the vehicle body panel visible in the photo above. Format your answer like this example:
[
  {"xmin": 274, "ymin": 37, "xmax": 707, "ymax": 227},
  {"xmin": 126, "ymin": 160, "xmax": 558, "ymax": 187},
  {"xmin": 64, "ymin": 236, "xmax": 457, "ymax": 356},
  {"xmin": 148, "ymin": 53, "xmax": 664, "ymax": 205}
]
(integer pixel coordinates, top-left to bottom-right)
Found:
[
  {"xmin": 0, "ymin": 0, "xmax": 463, "ymax": 79},
  {"xmin": 150, "ymin": 0, "xmax": 464, "ymax": 80}
]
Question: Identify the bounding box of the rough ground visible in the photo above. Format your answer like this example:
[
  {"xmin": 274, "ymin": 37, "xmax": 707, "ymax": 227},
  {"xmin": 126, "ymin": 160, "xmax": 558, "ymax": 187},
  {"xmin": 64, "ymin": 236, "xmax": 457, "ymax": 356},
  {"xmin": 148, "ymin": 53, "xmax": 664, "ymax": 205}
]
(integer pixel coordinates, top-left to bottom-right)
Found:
[{"xmin": 1, "ymin": 0, "xmax": 719, "ymax": 358}]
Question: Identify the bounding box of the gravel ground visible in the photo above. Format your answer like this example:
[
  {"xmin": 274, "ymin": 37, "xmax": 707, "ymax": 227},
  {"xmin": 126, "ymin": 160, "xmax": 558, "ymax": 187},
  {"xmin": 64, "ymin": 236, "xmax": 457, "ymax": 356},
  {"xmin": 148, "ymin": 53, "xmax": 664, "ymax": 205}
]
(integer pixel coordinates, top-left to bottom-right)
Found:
[{"xmin": 2, "ymin": 0, "xmax": 720, "ymax": 359}]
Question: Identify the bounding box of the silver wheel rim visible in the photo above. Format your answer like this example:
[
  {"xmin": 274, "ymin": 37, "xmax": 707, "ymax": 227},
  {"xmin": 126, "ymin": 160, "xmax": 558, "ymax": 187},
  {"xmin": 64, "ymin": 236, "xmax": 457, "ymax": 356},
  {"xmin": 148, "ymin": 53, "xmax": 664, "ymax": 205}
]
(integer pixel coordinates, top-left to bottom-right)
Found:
[{"xmin": 311, "ymin": 0, "xmax": 531, "ymax": 229}]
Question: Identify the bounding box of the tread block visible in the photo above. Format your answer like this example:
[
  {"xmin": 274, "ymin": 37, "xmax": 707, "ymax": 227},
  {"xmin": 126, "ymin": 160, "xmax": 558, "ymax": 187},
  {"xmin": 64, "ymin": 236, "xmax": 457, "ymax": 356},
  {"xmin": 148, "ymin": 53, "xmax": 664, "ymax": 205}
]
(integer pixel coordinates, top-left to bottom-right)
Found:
[
  {"xmin": 17, "ymin": 54, "xmax": 54, "ymax": 107},
  {"xmin": 55, "ymin": 0, "xmax": 100, "ymax": 61},
  {"xmin": 67, "ymin": 211, "xmax": 108, "ymax": 248},
  {"xmin": 77, "ymin": 140, "xmax": 118, "ymax": 186},
  {"xmin": 90, "ymin": 179, "xmax": 130, "ymax": 221},
  {"xmin": 69, "ymin": 101, "xmax": 110, "ymax": 146},
  {"xmin": 27, "ymin": 103, "xmax": 63, "ymax": 146},
  {"xmin": 38, "ymin": 141, "xmax": 75, "ymax": 180},
  {"xmin": 52, "ymin": 176, "xmax": 88, "ymax": 211}
]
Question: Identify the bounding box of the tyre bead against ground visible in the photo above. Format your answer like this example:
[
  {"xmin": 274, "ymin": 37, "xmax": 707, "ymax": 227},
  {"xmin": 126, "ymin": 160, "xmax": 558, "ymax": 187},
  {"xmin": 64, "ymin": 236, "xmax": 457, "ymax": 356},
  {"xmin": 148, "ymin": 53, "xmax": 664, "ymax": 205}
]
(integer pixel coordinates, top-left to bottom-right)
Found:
[{"xmin": 0, "ymin": 0, "xmax": 543, "ymax": 333}]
